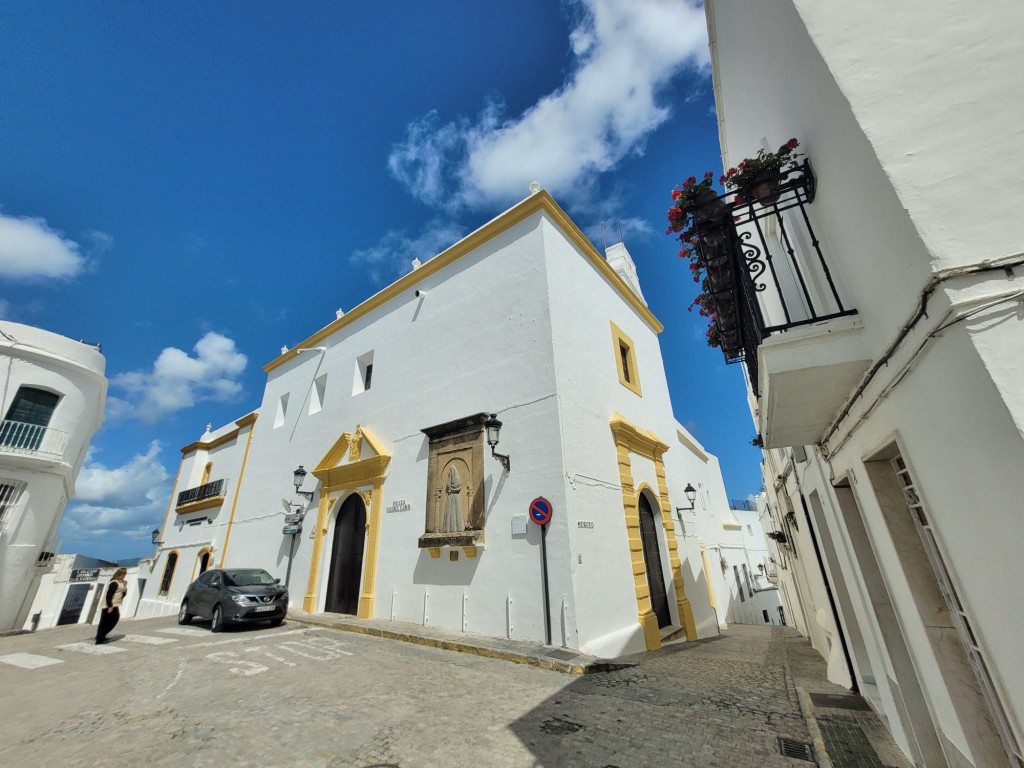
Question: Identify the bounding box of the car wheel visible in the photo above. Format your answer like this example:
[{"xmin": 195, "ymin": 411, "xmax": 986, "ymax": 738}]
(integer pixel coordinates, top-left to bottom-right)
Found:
[
  {"xmin": 178, "ymin": 600, "xmax": 193, "ymax": 625},
  {"xmin": 211, "ymin": 604, "xmax": 224, "ymax": 633},
  {"xmin": 269, "ymin": 617, "xmax": 283, "ymax": 628}
]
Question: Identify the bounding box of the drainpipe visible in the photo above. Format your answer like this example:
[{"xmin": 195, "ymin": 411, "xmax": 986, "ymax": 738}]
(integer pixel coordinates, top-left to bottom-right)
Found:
[{"xmin": 798, "ymin": 492, "xmax": 858, "ymax": 694}]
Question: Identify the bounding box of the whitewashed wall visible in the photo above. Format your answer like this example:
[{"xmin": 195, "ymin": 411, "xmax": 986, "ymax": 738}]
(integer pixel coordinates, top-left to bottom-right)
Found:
[
  {"xmin": 710, "ymin": 1, "xmax": 1024, "ymax": 764},
  {"xmin": 0, "ymin": 322, "xmax": 106, "ymax": 631}
]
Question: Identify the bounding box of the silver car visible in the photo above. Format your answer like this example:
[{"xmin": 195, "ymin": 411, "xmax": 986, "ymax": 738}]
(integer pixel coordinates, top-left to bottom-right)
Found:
[{"xmin": 178, "ymin": 568, "xmax": 288, "ymax": 632}]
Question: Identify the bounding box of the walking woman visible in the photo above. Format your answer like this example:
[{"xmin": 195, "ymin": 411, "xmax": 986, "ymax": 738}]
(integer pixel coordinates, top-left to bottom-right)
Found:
[{"xmin": 95, "ymin": 568, "xmax": 127, "ymax": 644}]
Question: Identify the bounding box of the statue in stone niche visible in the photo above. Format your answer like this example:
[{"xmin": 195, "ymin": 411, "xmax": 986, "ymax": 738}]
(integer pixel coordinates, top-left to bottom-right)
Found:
[{"xmin": 442, "ymin": 465, "xmax": 465, "ymax": 533}]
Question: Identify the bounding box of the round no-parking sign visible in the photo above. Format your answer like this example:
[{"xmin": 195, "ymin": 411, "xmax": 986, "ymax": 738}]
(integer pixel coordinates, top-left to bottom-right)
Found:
[{"xmin": 529, "ymin": 497, "xmax": 553, "ymax": 526}]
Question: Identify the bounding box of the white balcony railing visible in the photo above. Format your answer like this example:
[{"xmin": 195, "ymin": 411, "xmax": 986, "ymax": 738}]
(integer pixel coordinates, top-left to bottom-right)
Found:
[{"xmin": 0, "ymin": 420, "xmax": 70, "ymax": 461}]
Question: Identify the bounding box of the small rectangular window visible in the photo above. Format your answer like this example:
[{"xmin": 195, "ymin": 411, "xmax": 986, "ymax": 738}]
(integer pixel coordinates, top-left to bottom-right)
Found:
[
  {"xmin": 609, "ymin": 321, "xmax": 642, "ymax": 396},
  {"xmin": 309, "ymin": 375, "xmax": 327, "ymax": 415},
  {"xmin": 353, "ymin": 351, "xmax": 374, "ymax": 395},
  {"xmin": 274, "ymin": 393, "xmax": 289, "ymax": 429}
]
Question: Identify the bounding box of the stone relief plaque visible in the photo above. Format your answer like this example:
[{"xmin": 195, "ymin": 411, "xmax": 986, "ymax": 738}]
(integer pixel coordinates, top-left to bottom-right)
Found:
[{"xmin": 418, "ymin": 413, "xmax": 487, "ymax": 549}]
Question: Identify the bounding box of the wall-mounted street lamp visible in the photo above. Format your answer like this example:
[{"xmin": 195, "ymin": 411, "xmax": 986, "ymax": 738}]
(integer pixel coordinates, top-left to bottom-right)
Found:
[
  {"xmin": 151, "ymin": 529, "xmax": 163, "ymax": 546},
  {"xmin": 675, "ymin": 484, "xmax": 698, "ymax": 515},
  {"xmin": 484, "ymin": 413, "xmax": 511, "ymax": 473},
  {"xmin": 293, "ymin": 465, "xmax": 315, "ymax": 502}
]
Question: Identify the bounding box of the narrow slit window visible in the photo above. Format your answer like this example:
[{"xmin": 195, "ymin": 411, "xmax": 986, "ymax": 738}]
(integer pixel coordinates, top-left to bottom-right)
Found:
[
  {"xmin": 273, "ymin": 393, "xmax": 289, "ymax": 429},
  {"xmin": 353, "ymin": 351, "xmax": 374, "ymax": 395},
  {"xmin": 609, "ymin": 321, "xmax": 642, "ymax": 396},
  {"xmin": 309, "ymin": 374, "xmax": 327, "ymax": 415}
]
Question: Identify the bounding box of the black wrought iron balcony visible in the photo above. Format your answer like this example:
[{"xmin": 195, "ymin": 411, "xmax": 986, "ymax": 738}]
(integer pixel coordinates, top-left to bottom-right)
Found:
[
  {"xmin": 693, "ymin": 162, "xmax": 856, "ymax": 395},
  {"xmin": 176, "ymin": 478, "xmax": 227, "ymax": 509}
]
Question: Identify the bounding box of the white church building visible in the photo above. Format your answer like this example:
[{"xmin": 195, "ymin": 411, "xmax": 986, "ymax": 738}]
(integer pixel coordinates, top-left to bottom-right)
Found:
[{"xmin": 137, "ymin": 189, "xmax": 741, "ymax": 658}]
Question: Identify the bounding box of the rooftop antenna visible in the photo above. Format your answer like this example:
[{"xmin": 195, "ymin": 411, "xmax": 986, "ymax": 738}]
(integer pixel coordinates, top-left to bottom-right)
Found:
[
  {"xmin": 616, "ymin": 218, "xmax": 624, "ymax": 245},
  {"xmin": 600, "ymin": 220, "xmax": 607, "ymax": 252}
]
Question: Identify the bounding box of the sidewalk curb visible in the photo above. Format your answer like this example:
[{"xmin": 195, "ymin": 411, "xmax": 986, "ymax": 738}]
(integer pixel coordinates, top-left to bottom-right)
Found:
[
  {"xmin": 796, "ymin": 686, "xmax": 835, "ymax": 768},
  {"xmin": 286, "ymin": 613, "xmax": 630, "ymax": 676}
]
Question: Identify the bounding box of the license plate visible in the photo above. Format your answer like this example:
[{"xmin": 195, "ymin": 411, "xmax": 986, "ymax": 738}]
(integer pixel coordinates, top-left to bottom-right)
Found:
[{"xmin": 255, "ymin": 605, "xmax": 276, "ymax": 613}]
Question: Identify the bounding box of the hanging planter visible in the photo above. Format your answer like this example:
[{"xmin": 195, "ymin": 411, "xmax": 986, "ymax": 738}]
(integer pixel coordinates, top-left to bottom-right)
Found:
[
  {"xmin": 747, "ymin": 169, "xmax": 783, "ymax": 205},
  {"xmin": 721, "ymin": 138, "xmax": 802, "ymax": 206}
]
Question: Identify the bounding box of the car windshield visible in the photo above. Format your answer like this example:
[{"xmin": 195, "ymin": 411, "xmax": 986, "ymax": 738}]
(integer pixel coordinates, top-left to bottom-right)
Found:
[{"xmin": 223, "ymin": 569, "xmax": 276, "ymax": 587}]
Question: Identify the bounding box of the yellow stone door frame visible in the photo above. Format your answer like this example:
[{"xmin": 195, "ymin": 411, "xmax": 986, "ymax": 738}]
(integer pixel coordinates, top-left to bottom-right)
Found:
[
  {"xmin": 302, "ymin": 428, "xmax": 390, "ymax": 619},
  {"xmin": 610, "ymin": 413, "xmax": 697, "ymax": 650}
]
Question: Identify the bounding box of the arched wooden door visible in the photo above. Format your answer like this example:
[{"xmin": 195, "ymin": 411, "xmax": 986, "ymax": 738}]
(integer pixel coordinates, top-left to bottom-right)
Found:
[
  {"xmin": 325, "ymin": 494, "xmax": 366, "ymax": 615},
  {"xmin": 638, "ymin": 493, "xmax": 671, "ymax": 629}
]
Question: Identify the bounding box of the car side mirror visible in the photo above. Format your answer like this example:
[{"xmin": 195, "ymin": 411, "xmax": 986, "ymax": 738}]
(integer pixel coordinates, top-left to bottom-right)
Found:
[{"xmin": 275, "ymin": 578, "xmax": 281, "ymax": 584}]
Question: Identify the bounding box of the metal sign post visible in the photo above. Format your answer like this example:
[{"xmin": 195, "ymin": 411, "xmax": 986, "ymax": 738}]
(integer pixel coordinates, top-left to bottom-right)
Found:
[
  {"xmin": 281, "ymin": 497, "xmax": 305, "ymax": 590},
  {"xmin": 529, "ymin": 497, "xmax": 553, "ymax": 645}
]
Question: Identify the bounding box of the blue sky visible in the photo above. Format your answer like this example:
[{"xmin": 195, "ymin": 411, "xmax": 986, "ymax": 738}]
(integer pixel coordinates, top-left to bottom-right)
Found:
[{"xmin": 0, "ymin": 1, "xmax": 762, "ymax": 560}]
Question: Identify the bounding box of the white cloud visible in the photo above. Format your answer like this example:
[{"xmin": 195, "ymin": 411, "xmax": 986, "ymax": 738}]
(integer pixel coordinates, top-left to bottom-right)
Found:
[
  {"xmin": 388, "ymin": 0, "xmax": 709, "ymax": 211},
  {"xmin": 76, "ymin": 441, "xmax": 169, "ymax": 507},
  {"xmin": 111, "ymin": 332, "xmax": 248, "ymax": 423},
  {"xmin": 62, "ymin": 441, "xmax": 172, "ymax": 540},
  {"xmin": 0, "ymin": 213, "xmax": 89, "ymax": 280},
  {"xmin": 351, "ymin": 220, "xmax": 467, "ymax": 284}
]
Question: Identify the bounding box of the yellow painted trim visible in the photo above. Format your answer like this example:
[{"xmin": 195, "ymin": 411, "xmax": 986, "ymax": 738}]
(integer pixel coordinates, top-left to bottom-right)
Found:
[
  {"xmin": 174, "ymin": 495, "xmax": 225, "ymax": 515},
  {"xmin": 676, "ymin": 430, "xmax": 710, "ymax": 463},
  {"xmin": 610, "ymin": 320, "xmax": 642, "ymax": 397},
  {"xmin": 722, "ymin": 522, "xmax": 742, "ymax": 530},
  {"xmin": 304, "ymin": 427, "xmax": 391, "ymax": 616},
  {"xmin": 154, "ymin": 455, "xmax": 185, "ymax": 556},
  {"xmin": 180, "ymin": 412, "xmax": 257, "ymax": 456},
  {"xmin": 159, "ymin": 549, "xmax": 181, "ymax": 597},
  {"xmin": 610, "ymin": 414, "xmax": 697, "ymax": 645},
  {"xmin": 700, "ymin": 540, "xmax": 718, "ymax": 612},
  {"xmin": 190, "ymin": 547, "xmax": 213, "ymax": 583},
  {"xmin": 428, "ymin": 547, "xmax": 441, "ymax": 559},
  {"xmin": 303, "ymin": 493, "xmax": 332, "ymax": 613},
  {"xmin": 200, "ymin": 462, "xmax": 213, "ymax": 486},
  {"xmin": 264, "ymin": 191, "xmax": 663, "ymax": 374},
  {"xmin": 463, "ymin": 546, "xmax": 478, "ymax": 558},
  {"xmin": 218, "ymin": 414, "xmax": 259, "ymax": 568}
]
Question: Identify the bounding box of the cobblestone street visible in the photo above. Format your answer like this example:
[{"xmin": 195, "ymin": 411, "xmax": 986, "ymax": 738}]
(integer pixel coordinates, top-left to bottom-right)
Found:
[{"xmin": 0, "ymin": 618, "xmax": 907, "ymax": 767}]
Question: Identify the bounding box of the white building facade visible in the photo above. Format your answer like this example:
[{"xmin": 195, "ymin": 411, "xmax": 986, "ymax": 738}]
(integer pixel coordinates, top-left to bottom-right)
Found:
[
  {"xmin": 704, "ymin": 2, "xmax": 1024, "ymax": 766},
  {"xmin": 0, "ymin": 322, "xmax": 107, "ymax": 632},
  {"xmin": 137, "ymin": 191, "xmax": 743, "ymax": 658}
]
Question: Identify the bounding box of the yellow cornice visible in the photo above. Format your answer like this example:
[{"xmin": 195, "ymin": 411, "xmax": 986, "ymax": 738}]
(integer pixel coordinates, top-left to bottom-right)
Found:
[
  {"xmin": 181, "ymin": 412, "xmax": 258, "ymax": 456},
  {"xmin": 676, "ymin": 430, "xmax": 709, "ymax": 464},
  {"xmin": 610, "ymin": 412, "xmax": 669, "ymax": 458},
  {"xmin": 314, "ymin": 455, "xmax": 391, "ymax": 491},
  {"xmin": 235, "ymin": 412, "xmax": 259, "ymax": 428},
  {"xmin": 263, "ymin": 191, "xmax": 663, "ymax": 374}
]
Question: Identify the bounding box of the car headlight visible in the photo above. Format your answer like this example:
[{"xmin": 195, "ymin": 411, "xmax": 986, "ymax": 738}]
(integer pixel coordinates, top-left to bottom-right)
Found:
[
  {"xmin": 230, "ymin": 595, "xmax": 252, "ymax": 605},
  {"xmin": 281, "ymin": 592, "xmax": 288, "ymax": 602}
]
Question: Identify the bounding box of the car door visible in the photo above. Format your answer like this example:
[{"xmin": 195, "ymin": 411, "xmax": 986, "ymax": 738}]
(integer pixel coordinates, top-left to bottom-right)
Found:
[
  {"xmin": 203, "ymin": 570, "xmax": 224, "ymax": 617},
  {"xmin": 190, "ymin": 570, "xmax": 215, "ymax": 618}
]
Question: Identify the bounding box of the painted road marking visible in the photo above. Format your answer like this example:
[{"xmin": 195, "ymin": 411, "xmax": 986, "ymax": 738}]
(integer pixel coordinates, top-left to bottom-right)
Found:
[
  {"xmin": 0, "ymin": 653, "xmax": 64, "ymax": 669},
  {"xmin": 156, "ymin": 627, "xmax": 210, "ymax": 637},
  {"xmin": 203, "ymin": 632, "xmax": 351, "ymax": 675},
  {"xmin": 56, "ymin": 642, "xmax": 128, "ymax": 655},
  {"xmin": 120, "ymin": 634, "xmax": 178, "ymax": 645},
  {"xmin": 190, "ymin": 627, "xmax": 322, "ymax": 649}
]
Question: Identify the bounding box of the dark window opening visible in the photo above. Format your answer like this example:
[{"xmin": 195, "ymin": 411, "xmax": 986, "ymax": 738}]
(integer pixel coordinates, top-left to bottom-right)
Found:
[
  {"xmin": 363, "ymin": 363, "xmax": 373, "ymax": 391},
  {"xmin": 619, "ymin": 343, "xmax": 631, "ymax": 383},
  {"xmin": 159, "ymin": 552, "xmax": 178, "ymax": 595}
]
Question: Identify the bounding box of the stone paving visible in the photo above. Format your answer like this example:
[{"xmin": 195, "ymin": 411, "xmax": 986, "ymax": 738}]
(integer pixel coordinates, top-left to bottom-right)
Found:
[{"xmin": 0, "ymin": 616, "xmax": 911, "ymax": 767}]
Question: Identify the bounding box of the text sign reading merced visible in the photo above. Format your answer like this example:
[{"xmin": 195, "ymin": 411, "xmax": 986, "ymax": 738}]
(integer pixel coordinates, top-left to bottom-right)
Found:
[{"xmin": 529, "ymin": 497, "xmax": 553, "ymax": 526}]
